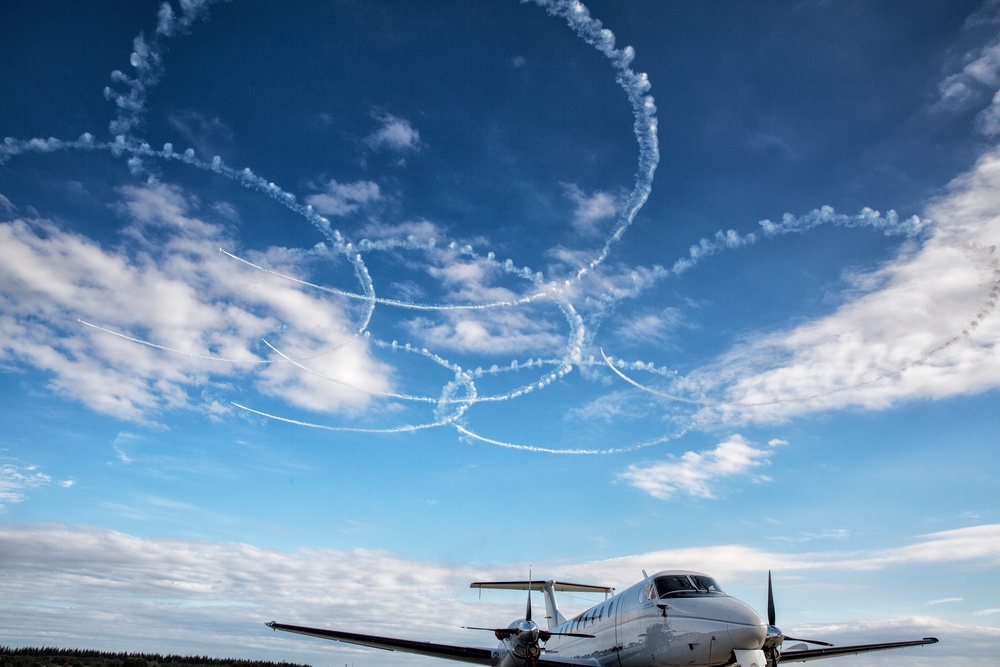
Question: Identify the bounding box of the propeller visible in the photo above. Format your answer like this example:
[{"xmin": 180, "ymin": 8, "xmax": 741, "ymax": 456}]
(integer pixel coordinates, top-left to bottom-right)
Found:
[{"xmin": 764, "ymin": 570, "xmax": 834, "ymax": 659}]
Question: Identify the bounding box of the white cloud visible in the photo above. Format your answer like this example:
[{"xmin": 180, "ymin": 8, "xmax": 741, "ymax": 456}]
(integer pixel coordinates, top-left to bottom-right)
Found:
[
  {"xmin": 404, "ymin": 306, "xmax": 564, "ymax": 355},
  {"xmin": 0, "ymin": 457, "xmax": 70, "ymax": 510},
  {"xmin": 618, "ymin": 434, "xmax": 784, "ymax": 500},
  {"xmin": 684, "ymin": 145, "xmax": 1000, "ymax": 425},
  {"xmin": 0, "ymin": 182, "xmax": 393, "ymax": 422},
  {"xmin": 964, "ymin": 0, "xmax": 1000, "ymax": 29},
  {"xmin": 366, "ymin": 113, "xmax": 422, "ymax": 152},
  {"xmin": 0, "ymin": 193, "xmax": 14, "ymax": 216},
  {"xmin": 305, "ymin": 178, "xmax": 381, "ymax": 217},
  {"xmin": 564, "ymin": 389, "xmax": 660, "ymax": 424},
  {"xmin": 977, "ymin": 89, "xmax": 1000, "ymax": 135},
  {"xmin": 427, "ymin": 259, "xmax": 492, "ymax": 288},
  {"xmin": 765, "ymin": 529, "xmax": 851, "ymax": 544},
  {"xmin": 874, "ymin": 524, "xmax": 1000, "ymax": 566},
  {"xmin": 614, "ymin": 307, "xmax": 684, "ymax": 345},
  {"xmin": 562, "ymin": 183, "xmax": 619, "ymax": 237},
  {"xmin": 936, "ymin": 4, "xmax": 1000, "ymax": 110},
  {"xmin": 926, "ymin": 597, "xmax": 964, "ymax": 606}
]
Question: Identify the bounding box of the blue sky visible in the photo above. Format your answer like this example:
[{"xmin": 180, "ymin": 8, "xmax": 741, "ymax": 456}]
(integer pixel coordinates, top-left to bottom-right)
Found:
[{"xmin": 1, "ymin": 0, "xmax": 999, "ymax": 665}]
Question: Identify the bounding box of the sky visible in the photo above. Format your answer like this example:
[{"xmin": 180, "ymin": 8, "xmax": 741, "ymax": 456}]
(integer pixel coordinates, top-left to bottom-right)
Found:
[{"xmin": 1, "ymin": 0, "xmax": 999, "ymax": 666}]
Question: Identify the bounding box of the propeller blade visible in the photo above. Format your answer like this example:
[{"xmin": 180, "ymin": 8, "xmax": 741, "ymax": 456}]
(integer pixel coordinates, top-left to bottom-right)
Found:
[
  {"xmin": 464, "ymin": 626, "xmax": 512, "ymax": 634},
  {"xmin": 525, "ymin": 568, "xmax": 533, "ymax": 623},
  {"xmin": 763, "ymin": 572, "xmax": 834, "ymax": 649},
  {"xmin": 767, "ymin": 571, "xmax": 776, "ymax": 627},
  {"xmin": 784, "ymin": 636, "xmax": 834, "ymax": 647}
]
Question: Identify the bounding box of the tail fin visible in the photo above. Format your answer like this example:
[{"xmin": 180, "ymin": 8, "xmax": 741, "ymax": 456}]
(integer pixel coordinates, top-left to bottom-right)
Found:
[{"xmin": 470, "ymin": 580, "xmax": 613, "ymax": 631}]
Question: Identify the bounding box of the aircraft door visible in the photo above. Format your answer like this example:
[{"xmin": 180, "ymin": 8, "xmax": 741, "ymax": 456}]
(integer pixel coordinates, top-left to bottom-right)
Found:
[{"xmin": 613, "ymin": 580, "xmax": 650, "ymax": 667}]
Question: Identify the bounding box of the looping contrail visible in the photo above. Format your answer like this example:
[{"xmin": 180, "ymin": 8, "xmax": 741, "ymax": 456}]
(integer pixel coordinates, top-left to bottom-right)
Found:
[{"xmin": 3, "ymin": 0, "xmax": 956, "ymax": 455}]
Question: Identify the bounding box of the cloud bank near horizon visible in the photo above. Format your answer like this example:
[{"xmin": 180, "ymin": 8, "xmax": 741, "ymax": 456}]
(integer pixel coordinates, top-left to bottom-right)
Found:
[{"xmin": 0, "ymin": 523, "xmax": 996, "ymax": 665}]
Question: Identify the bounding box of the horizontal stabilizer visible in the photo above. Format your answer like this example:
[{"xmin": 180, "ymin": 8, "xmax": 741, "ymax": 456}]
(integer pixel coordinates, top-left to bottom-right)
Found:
[
  {"xmin": 470, "ymin": 581, "xmax": 613, "ymax": 595},
  {"xmin": 471, "ymin": 580, "xmax": 612, "ymax": 631}
]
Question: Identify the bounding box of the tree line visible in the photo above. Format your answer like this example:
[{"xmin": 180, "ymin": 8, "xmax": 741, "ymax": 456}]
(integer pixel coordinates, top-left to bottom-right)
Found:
[{"xmin": 0, "ymin": 647, "xmax": 313, "ymax": 667}]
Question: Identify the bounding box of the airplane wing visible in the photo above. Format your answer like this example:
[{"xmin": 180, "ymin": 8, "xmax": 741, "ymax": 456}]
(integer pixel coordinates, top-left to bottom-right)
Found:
[
  {"xmin": 266, "ymin": 622, "xmax": 602, "ymax": 667},
  {"xmin": 266, "ymin": 622, "xmax": 495, "ymax": 665},
  {"xmin": 778, "ymin": 637, "xmax": 939, "ymax": 662}
]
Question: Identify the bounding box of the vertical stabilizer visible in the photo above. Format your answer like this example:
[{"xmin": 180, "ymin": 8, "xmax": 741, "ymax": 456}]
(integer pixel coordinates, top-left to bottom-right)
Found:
[{"xmin": 541, "ymin": 581, "xmax": 565, "ymax": 629}]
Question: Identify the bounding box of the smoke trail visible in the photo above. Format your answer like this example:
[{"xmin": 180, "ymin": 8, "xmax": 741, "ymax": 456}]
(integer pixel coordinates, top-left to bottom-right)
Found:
[
  {"xmin": 3, "ymin": 0, "xmax": 960, "ymax": 458},
  {"xmin": 78, "ymin": 319, "xmax": 275, "ymax": 364},
  {"xmin": 600, "ymin": 348, "xmax": 707, "ymax": 406},
  {"xmin": 526, "ymin": 0, "xmax": 660, "ymax": 281},
  {"xmin": 105, "ymin": 0, "xmax": 224, "ymax": 143},
  {"xmin": 0, "ymin": 134, "xmax": 101, "ymax": 165},
  {"xmin": 232, "ymin": 402, "xmax": 462, "ymax": 434},
  {"xmin": 454, "ymin": 423, "xmax": 689, "ymax": 455},
  {"xmin": 670, "ymin": 206, "xmax": 930, "ymax": 275}
]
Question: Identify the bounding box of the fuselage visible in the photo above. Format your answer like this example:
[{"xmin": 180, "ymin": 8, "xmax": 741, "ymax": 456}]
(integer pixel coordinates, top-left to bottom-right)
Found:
[{"xmin": 538, "ymin": 571, "xmax": 766, "ymax": 667}]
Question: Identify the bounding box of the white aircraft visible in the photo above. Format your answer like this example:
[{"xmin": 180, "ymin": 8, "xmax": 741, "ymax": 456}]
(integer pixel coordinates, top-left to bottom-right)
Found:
[{"xmin": 267, "ymin": 570, "xmax": 937, "ymax": 667}]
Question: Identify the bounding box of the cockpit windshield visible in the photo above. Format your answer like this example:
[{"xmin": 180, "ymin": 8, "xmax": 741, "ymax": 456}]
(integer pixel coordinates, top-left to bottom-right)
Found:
[
  {"xmin": 654, "ymin": 574, "xmax": 725, "ymax": 597},
  {"xmin": 690, "ymin": 575, "xmax": 724, "ymax": 593}
]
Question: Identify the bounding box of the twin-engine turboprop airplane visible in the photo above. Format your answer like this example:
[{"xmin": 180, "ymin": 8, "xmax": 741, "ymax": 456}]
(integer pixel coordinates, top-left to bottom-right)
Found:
[{"xmin": 266, "ymin": 570, "xmax": 937, "ymax": 667}]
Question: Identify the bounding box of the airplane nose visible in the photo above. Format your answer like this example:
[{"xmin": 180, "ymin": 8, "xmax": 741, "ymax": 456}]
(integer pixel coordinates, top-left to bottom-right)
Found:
[{"xmin": 726, "ymin": 601, "xmax": 767, "ymax": 649}]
